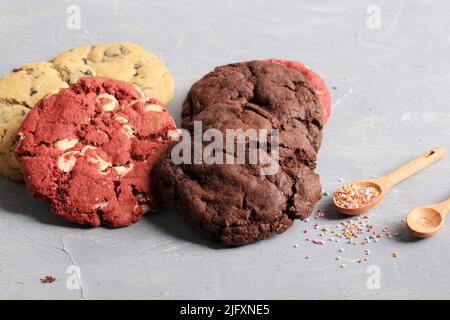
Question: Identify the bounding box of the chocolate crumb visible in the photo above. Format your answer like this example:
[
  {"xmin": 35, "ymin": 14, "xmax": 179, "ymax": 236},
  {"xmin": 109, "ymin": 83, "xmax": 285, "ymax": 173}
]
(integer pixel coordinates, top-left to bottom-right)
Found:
[
  {"xmin": 30, "ymin": 87, "xmax": 38, "ymax": 96},
  {"xmin": 40, "ymin": 275, "xmax": 56, "ymax": 284}
]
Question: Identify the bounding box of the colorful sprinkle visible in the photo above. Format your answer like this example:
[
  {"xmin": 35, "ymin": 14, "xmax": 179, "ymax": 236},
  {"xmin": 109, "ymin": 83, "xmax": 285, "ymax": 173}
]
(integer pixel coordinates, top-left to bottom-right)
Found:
[
  {"xmin": 312, "ymin": 239, "xmax": 324, "ymax": 245},
  {"xmin": 334, "ymin": 184, "xmax": 380, "ymax": 209}
]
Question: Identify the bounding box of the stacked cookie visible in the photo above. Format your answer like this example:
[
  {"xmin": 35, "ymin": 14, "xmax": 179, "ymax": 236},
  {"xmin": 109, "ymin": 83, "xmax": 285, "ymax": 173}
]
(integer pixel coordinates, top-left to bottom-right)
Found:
[
  {"xmin": 156, "ymin": 61, "xmax": 326, "ymax": 245},
  {"xmin": 0, "ymin": 42, "xmax": 174, "ymax": 181},
  {"xmin": 1, "ymin": 47, "xmax": 330, "ymax": 245},
  {"xmin": 0, "ymin": 42, "xmax": 176, "ymax": 228}
]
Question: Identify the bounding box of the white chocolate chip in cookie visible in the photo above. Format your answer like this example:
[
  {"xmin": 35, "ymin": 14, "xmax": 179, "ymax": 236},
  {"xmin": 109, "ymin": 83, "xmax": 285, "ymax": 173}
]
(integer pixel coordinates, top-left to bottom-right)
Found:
[
  {"xmin": 168, "ymin": 129, "xmax": 182, "ymax": 140},
  {"xmin": 55, "ymin": 138, "xmax": 78, "ymax": 151},
  {"xmin": 113, "ymin": 164, "xmax": 134, "ymax": 177},
  {"xmin": 134, "ymin": 204, "xmax": 151, "ymax": 214},
  {"xmin": 144, "ymin": 103, "xmax": 163, "ymax": 112},
  {"xmin": 115, "ymin": 116, "xmax": 128, "ymax": 124},
  {"xmin": 87, "ymin": 154, "xmax": 112, "ymax": 172},
  {"xmin": 80, "ymin": 145, "xmax": 97, "ymax": 155},
  {"xmin": 122, "ymin": 124, "xmax": 134, "ymax": 138},
  {"xmin": 93, "ymin": 201, "xmax": 109, "ymax": 210},
  {"xmin": 96, "ymin": 93, "xmax": 119, "ymax": 112},
  {"xmin": 96, "ymin": 130, "xmax": 108, "ymax": 140},
  {"xmin": 16, "ymin": 132, "xmax": 26, "ymax": 148},
  {"xmin": 133, "ymin": 85, "xmax": 147, "ymax": 102},
  {"xmin": 58, "ymin": 151, "xmax": 80, "ymax": 173}
]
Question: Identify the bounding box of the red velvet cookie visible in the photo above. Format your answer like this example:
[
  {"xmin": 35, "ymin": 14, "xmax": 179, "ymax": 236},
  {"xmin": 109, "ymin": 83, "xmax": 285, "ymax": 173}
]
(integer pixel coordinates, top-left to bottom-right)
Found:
[
  {"xmin": 16, "ymin": 77, "xmax": 177, "ymax": 228},
  {"xmin": 264, "ymin": 59, "xmax": 331, "ymax": 123}
]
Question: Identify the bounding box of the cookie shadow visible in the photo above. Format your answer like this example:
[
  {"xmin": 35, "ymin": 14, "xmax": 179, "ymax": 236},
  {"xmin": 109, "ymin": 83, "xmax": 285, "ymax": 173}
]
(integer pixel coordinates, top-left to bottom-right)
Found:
[
  {"xmin": 320, "ymin": 199, "xmax": 348, "ymax": 221},
  {"xmin": 0, "ymin": 176, "xmax": 81, "ymax": 228},
  {"xmin": 144, "ymin": 207, "xmax": 230, "ymax": 250}
]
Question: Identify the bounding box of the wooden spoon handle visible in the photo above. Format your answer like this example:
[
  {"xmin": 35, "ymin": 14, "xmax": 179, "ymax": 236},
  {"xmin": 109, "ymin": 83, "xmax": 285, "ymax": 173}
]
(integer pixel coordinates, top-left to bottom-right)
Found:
[
  {"xmin": 434, "ymin": 197, "xmax": 450, "ymax": 216},
  {"xmin": 377, "ymin": 147, "xmax": 446, "ymax": 191}
]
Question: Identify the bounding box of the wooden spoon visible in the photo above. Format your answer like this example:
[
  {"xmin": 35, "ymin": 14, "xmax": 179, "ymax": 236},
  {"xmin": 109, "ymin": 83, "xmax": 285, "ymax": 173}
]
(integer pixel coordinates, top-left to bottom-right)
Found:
[
  {"xmin": 334, "ymin": 147, "xmax": 447, "ymax": 215},
  {"xmin": 406, "ymin": 196, "xmax": 450, "ymax": 238}
]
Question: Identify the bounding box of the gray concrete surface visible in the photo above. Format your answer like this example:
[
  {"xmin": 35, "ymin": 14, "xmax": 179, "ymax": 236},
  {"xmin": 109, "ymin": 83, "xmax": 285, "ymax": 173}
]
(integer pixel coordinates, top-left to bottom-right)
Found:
[{"xmin": 1, "ymin": 0, "xmax": 450, "ymax": 299}]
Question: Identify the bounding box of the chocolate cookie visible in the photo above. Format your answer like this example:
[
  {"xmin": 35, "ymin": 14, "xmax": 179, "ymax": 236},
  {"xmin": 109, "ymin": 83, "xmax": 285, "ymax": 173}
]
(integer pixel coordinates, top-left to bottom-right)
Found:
[
  {"xmin": 16, "ymin": 77, "xmax": 176, "ymax": 227},
  {"xmin": 265, "ymin": 59, "xmax": 331, "ymax": 123},
  {"xmin": 157, "ymin": 61, "xmax": 324, "ymax": 245}
]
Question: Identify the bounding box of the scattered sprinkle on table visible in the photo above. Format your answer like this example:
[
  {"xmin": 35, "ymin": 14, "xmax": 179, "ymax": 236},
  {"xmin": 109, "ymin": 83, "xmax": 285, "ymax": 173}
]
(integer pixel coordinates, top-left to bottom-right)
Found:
[
  {"xmin": 297, "ymin": 204, "xmax": 401, "ymax": 267},
  {"xmin": 334, "ymin": 184, "xmax": 380, "ymax": 209},
  {"xmin": 314, "ymin": 209, "xmax": 324, "ymax": 219}
]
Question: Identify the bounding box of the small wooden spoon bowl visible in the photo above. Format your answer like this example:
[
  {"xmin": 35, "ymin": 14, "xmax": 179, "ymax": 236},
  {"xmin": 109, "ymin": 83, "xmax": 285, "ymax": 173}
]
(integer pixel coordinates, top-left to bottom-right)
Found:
[
  {"xmin": 406, "ymin": 208, "xmax": 443, "ymax": 238},
  {"xmin": 406, "ymin": 196, "xmax": 450, "ymax": 238}
]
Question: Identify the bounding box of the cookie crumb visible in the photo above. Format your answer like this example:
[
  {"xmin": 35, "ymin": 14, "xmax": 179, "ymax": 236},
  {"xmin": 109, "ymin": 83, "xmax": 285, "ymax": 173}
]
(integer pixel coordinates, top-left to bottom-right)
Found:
[{"xmin": 40, "ymin": 275, "xmax": 56, "ymax": 284}]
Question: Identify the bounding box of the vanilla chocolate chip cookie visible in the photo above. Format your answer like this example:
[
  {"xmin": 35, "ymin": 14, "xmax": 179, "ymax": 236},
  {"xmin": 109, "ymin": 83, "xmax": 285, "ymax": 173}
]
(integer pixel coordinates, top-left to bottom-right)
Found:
[
  {"xmin": 0, "ymin": 62, "xmax": 69, "ymax": 180},
  {"xmin": 51, "ymin": 42, "xmax": 174, "ymax": 105}
]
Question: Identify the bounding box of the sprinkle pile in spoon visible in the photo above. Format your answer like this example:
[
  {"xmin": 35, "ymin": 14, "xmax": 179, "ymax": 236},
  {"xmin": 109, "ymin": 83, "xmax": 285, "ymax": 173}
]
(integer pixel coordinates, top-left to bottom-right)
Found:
[{"xmin": 334, "ymin": 184, "xmax": 380, "ymax": 209}]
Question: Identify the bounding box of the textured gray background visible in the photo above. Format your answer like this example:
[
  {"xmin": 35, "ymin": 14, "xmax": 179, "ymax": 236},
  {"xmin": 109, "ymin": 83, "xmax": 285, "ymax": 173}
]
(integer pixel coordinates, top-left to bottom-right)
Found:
[{"xmin": 1, "ymin": 0, "xmax": 450, "ymax": 300}]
